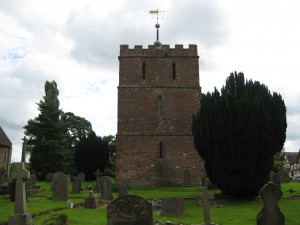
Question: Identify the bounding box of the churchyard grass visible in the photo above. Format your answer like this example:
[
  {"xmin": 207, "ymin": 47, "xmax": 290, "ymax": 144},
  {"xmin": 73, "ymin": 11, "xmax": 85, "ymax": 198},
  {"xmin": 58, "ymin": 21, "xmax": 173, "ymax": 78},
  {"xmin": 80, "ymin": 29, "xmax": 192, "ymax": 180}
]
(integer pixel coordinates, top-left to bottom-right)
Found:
[{"xmin": 0, "ymin": 181, "xmax": 299, "ymax": 224}]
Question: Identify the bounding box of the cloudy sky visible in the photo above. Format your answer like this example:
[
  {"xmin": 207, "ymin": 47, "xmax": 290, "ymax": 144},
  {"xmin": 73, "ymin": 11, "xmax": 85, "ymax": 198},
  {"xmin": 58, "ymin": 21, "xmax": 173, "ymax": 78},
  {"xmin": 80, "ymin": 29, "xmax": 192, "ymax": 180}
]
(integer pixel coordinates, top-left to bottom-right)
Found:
[{"xmin": 1, "ymin": 0, "xmax": 299, "ymax": 162}]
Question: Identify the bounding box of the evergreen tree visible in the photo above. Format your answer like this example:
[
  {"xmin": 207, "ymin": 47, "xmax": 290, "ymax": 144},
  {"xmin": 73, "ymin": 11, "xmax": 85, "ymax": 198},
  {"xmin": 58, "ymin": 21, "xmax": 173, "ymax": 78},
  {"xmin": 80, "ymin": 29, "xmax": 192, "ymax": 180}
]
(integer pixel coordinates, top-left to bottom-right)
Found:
[
  {"xmin": 24, "ymin": 81, "xmax": 71, "ymax": 179},
  {"xmin": 102, "ymin": 135, "xmax": 116, "ymax": 178},
  {"xmin": 192, "ymin": 72, "xmax": 287, "ymax": 197},
  {"xmin": 74, "ymin": 131, "xmax": 108, "ymax": 180}
]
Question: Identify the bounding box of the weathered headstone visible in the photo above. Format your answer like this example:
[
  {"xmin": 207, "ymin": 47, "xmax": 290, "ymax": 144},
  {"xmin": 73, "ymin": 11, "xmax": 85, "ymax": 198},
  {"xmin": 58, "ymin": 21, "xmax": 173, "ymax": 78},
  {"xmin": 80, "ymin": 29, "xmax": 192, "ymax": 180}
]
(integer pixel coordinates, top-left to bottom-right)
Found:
[
  {"xmin": 0, "ymin": 167, "xmax": 5, "ymax": 186},
  {"xmin": 52, "ymin": 172, "xmax": 68, "ymax": 201},
  {"xmin": 161, "ymin": 198, "xmax": 185, "ymax": 216},
  {"xmin": 93, "ymin": 169, "xmax": 102, "ymax": 192},
  {"xmin": 199, "ymin": 186, "xmax": 217, "ymax": 225},
  {"xmin": 72, "ymin": 177, "xmax": 82, "ymax": 194},
  {"xmin": 271, "ymin": 173, "xmax": 281, "ymax": 187},
  {"xmin": 77, "ymin": 172, "xmax": 85, "ymax": 182},
  {"xmin": 183, "ymin": 167, "xmax": 191, "ymax": 186},
  {"xmin": 118, "ymin": 181, "xmax": 128, "ymax": 198},
  {"xmin": 100, "ymin": 176, "xmax": 113, "ymax": 200},
  {"xmin": 84, "ymin": 190, "xmax": 99, "ymax": 209},
  {"xmin": 156, "ymin": 162, "xmax": 168, "ymax": 187},
  {"xmin": 278, "ymin": 170, "xmax": 290, "ymax": 184},
  {"xmin": 8, "ymin": 137, "xmax": 32, "ymax": 225},
  {"xmin": 45, "ymin": 173, "xmax": 53, "ymax": 183},
  {"xmin": 256, "ymin": 182, "xmax": 285, "ymax": 225},
  {"xmin": 107, "ymin": 195, "xmax": 153, "ymax": 225}
]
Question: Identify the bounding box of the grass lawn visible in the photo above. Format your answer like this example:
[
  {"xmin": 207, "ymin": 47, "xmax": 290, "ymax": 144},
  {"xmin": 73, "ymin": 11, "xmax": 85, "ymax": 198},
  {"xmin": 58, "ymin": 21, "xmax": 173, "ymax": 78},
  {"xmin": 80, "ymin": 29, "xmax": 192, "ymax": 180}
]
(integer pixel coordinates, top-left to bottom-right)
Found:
[{"xmin": 0, "ymin": 181, "xmax": 300, "ymax": 225}]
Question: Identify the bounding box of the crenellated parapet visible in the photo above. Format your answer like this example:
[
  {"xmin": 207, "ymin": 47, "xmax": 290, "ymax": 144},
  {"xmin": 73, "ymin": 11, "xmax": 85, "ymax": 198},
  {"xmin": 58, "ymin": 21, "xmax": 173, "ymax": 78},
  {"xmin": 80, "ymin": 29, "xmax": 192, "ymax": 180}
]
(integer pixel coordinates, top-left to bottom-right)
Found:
[{"xmin": 120, "ymin": 44, "xmax": 198, "ymax": 57}]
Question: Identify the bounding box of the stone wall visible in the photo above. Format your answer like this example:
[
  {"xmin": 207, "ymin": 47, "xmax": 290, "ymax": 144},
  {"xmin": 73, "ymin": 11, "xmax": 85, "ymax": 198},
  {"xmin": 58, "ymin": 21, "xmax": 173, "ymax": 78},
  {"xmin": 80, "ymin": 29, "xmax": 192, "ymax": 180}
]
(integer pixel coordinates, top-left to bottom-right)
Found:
[{"xmin": 116, "ymin": 44, "xmax": 204, "ymax": 187}]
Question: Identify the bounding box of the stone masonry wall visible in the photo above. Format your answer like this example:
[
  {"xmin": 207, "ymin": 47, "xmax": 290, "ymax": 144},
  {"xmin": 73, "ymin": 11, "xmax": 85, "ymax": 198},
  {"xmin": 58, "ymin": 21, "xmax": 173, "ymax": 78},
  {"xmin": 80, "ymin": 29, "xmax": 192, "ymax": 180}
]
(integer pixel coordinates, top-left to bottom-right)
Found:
[{"xmin": 116, "ymin": 44, "xmax": 204, "ymax": 187}]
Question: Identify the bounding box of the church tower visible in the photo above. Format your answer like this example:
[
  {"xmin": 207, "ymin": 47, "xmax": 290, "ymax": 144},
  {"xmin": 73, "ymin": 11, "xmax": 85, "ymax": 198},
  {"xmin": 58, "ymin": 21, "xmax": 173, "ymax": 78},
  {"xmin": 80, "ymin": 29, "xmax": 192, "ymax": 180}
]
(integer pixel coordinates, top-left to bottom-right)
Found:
[{"xmin": 116, "ymin": 16, "xmax": 204, "ymax": 187}]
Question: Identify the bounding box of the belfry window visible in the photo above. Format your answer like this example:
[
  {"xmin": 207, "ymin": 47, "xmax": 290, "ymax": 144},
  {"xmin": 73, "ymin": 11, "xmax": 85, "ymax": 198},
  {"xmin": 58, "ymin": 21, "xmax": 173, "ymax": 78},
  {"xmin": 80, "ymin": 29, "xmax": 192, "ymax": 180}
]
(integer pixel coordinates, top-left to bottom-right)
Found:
[
  {"xmin": 159, "ymin": 141, "xmax": 163, "ymax": 158},
  {"xmin": 142, "ymin": 62, "xmax": 146, "ymax": 79},
  {"xmin": 156, "ymin": 95, "xmax": 163, "ymax": 115},
  {"xmin": 172, "ymin": 62, "xmax": 176, "ymax": 79}
]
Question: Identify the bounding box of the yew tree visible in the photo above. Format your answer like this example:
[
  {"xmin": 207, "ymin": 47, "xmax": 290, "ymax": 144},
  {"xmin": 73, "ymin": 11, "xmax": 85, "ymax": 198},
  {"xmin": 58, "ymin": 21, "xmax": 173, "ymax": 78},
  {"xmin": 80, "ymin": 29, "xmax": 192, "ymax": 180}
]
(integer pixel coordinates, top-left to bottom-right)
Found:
[{"xmin": 192, "ymin": 72, "xmax": 287, "ymax": 197}]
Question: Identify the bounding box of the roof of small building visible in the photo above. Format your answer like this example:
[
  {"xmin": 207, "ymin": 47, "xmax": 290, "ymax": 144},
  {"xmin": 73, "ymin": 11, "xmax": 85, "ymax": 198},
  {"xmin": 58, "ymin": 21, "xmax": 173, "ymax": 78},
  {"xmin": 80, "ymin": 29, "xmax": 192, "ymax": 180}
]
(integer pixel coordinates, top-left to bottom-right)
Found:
[
  {"xmin": 0, "ymin": 126, "xmax": 12, "ymax": 147},
  {"xmin": 284, "ymin": 151, "xmax": 300, "ymax": 164}
]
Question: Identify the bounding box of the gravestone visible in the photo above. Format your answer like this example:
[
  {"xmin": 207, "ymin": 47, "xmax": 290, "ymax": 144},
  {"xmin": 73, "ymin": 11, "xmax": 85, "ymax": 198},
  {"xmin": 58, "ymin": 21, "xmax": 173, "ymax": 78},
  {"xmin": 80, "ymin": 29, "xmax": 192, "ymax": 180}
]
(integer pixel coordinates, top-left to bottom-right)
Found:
[
  {"xmin": 0, "ymin": 167, "xmax": 5, "ymax": 187},
  {"xmin": 77, "ymin": 172, "xmax": 85, "ymax": 182},
  {"xmin": 156, "ymin": 162, "xmax": 168, "ymax": 187},
  {"xmin": 161, "ymin": 198, "xmax": 185, "ymax": 216},
  {"xmin": 278, "ymin": 170, "xmax": 290, "ymax": 183},
  {"xmin": 72, "ymin": 177, "xmax": 81, "ymax": 193},
  {"xmin": 84, "ymin": 190, "xmax": 99, "ymax": 209},
  {"xmin": 52, "ymin": 172, "xmax": 68, "ymax": 201},
  {"xmin": 45, "ymin": 173, "xmax": 53, "ymax": 183},
  {"xmin": 93, "ymin": 169, "xmax": 102, "ymax": 192},
  {"xmin": 183, "ymin": 167, "xmax": 191, "ymax": 186},
  {"xmin": 256, "ymin": 182, "xmax": 285, "ymax": 225},
  {"xmin": 107, "ymin": 195, "xmax": 153, "ymax": 225},
  {"xmin": 271, "ymin": 173, "xmax": 281, "ymax": 187},
  {"xmin": 8, "ymin": 162, "xmax": 32, "ymax": 225},
  {"xmin": 100, "ymin": 176, "xmax": 113, "ymax": 200},
  {"xmin": 118, "ymin": 181, "xmax": 128, "ymax": 198},
  {"xmin": 199, "ymin": 186, "xmax": 217, "ymax": 225},
  {"xmin": 8, "ymin": 137, "xmax": 32, "ymax": 225}
]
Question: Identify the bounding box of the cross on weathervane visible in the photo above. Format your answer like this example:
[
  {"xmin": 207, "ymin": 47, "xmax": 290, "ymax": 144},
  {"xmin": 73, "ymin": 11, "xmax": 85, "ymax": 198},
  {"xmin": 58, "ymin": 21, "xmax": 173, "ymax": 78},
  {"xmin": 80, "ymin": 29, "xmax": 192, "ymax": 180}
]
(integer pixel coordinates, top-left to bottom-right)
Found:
[{"xmin": 149, "ymin": 9, "xmax": 165, "ymax": 48}]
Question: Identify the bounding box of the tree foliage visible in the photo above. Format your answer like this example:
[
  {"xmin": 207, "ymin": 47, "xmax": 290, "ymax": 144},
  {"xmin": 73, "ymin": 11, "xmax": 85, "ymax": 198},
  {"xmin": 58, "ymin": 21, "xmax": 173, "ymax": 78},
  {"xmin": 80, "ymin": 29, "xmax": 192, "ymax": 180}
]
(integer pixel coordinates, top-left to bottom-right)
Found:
[
  {"xmin": 102, "ymin": 135, "xmax": 116, "ymax": 178},
  {"xmin": 24, "ymin": 81, "xmax": 94, "ymax": 179},
  {"xmin": 192, "ymin": 72, "xmax": 287, "ymax": 197},
  {"xmin": 74, "ymin": 131, "xmax": 109, "ymax": 180},
  {"xmin": 24, "ymin": 81, "xmax": 71, "ymax": 179}
]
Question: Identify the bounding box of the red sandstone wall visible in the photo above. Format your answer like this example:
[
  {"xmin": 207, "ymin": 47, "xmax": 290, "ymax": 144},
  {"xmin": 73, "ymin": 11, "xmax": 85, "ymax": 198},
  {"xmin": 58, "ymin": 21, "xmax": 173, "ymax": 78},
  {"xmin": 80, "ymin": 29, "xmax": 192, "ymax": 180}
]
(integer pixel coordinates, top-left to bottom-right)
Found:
[{"xmin": 116, "ymin": 45, "xmax": 204, "ymax": 187}]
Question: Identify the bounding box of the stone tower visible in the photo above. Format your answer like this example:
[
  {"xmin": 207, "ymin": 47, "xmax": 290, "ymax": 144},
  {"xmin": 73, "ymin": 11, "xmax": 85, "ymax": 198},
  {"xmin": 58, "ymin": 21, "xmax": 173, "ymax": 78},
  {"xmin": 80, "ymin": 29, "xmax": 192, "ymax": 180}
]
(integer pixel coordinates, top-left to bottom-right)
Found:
[{"xmin": 116, "ymin": 43, "xmax": 204, "ymax": 187}]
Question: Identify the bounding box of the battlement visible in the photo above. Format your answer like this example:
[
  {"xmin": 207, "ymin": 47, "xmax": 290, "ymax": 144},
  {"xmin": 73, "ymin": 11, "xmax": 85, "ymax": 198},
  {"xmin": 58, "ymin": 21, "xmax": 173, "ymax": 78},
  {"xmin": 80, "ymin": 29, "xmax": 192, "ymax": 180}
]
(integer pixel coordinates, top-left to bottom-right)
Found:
[{"xmin": 120, "ymin": 44, "xmax": 198, "ymax": 57}]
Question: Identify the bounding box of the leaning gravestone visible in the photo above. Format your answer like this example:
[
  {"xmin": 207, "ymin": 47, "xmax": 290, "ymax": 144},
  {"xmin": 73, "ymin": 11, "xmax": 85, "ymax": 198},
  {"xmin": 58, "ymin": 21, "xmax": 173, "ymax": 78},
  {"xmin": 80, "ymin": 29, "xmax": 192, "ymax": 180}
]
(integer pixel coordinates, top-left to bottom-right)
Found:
[
  {"xmin": 52, "ymin": 172, "xmax": 68, "ymax": 201},
  {"xmin": 256, "ymin": 182, "xmax": 285, "ymax": 225},
  {"xmin": 107, "ymin": 195, "xmax": 153, "ymax": 225},
  {"xmin": 278, "ymin": 170, "xmax": 290, "ymax": 183},
  {"xmin": 72, "ymin": 177, "xmax": 81, "ymax": 193},
  {"xmin": 161, "ymin": 198, "xmax": 185, "ymax": 216},
  {"xmin": 100, "ymin": 176, "xmax": 113, "ymax": 200}
]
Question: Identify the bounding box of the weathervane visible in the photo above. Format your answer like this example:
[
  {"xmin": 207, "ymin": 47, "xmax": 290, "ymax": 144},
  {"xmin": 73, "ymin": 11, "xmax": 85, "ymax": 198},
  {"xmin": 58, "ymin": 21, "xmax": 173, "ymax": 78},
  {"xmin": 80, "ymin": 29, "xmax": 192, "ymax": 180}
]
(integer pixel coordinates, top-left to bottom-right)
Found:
[{"xmin": 149, "ymin": 9, "xmax": 164, "ymax": 48}]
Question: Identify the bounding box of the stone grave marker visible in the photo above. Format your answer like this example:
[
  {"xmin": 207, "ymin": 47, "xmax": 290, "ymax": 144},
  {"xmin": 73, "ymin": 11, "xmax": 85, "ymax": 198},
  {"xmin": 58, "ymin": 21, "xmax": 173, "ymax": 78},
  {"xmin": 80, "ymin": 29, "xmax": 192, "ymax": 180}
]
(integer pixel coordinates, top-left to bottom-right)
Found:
[
  {"xmin": 72, "ymin": 177, "xmax": 82, "ymax": 193},
  {"xmin": 84, "ymin": 190, "xmax": 99, "ymax": 209},
  {"xmin": 183, "ymin": 167, "xmax": 191, "ymax": 186},
  {"xmin": 8, "ymin": 137, "xmax": 32, "ymax": 225},
  {"xmin": 52, "ymin": 172, "xmax": 68, "ymax": 201},
  {"xmin": 0, "ymin": 167, "xmax": 5, "ymax": 187},
  {"xmin": 271, "ymin": 173, "xmax": 281, "ymax": 187},
  {"xmin": 256, "ymin": 182, "xmax": 285, "ymax": 225},
  {"xmin": 93, "ymin": 169, "xmax": 102, "ymax": 192},
  {"xmin": 100, "ymin": 176, "xmax": 113, "ymax": 200},
  {"xmin": 161, "ymin": 198, "xmax": 185, "ymax": 216},
  {"xmin": 77, "ymin": 172, "xmax": 85, "ymax": 182},
  {"xmin": 107, "ymin": 194, "xmax": 153, "ymax": 225},
  {"xmin": 8, "ymin": 162, "xmax": 32, "ymax": 225},
  {"xmin": 45, "ymin": 173, "xmax": 53, "ymax": 183},
  {"xmin": 118, "ymin": 180, "xmax": 128, "ymax": 198},
  {"xmin": 199, "ymin": 186, "xmax": 217, "ymax": 225},
  {"xmin": 278, "ymin": 170, "xmax": 290, "ymax": 183}
]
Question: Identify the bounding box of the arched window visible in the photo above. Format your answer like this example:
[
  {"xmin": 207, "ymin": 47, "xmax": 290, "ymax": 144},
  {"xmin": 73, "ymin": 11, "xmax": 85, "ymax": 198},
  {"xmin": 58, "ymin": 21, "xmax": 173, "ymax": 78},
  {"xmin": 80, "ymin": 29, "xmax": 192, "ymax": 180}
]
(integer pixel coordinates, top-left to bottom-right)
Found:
[{"xmin": 156, "ymin": 96, "xmax": 163, "ymax": 115}]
